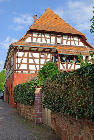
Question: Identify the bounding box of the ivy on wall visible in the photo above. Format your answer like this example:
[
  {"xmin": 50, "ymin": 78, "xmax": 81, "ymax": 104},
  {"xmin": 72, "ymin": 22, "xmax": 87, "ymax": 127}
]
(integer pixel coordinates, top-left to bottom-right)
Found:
[{"xmin": 42, "ymin": 64, "xmax": 94, "ymax": 121}]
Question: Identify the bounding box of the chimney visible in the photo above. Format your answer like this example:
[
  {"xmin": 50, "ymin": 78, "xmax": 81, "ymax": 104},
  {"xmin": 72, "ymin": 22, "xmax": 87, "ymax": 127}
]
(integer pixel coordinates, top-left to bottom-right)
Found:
[{"xmin": 34, "ymin": 15, "xmax": 37, "ymax": 23}]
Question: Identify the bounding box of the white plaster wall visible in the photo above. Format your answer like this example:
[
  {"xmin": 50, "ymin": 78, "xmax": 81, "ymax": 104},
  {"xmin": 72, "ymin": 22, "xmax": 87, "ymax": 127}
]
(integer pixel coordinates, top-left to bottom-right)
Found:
[
  {"xmin": 33, "ymin": 53, "xmax": 39, "ymax": 58},
  {"xmin": 47, "ymin": 54, "xmax": 51, "ymax": 58},
  {"xmin": 79, "ymin": 42, "xmax": 84, "ymax": 46},
  {"xmin": 24, "ymin": 52, "xmax": 27, "ymax": 57},
  {"xmin": 83, "ymin": 56, "xmax": 86, "ymax": 60},
  {"xmin": 75, "ymin": 41, "xmax": 78, "ymax": 46},
  {"xmin": 37, "ymin": 38, "xmax": 41, "ymax": 43},
  {"xmin": 36, "ymin": 65, "xmax": 39, "ymax": 70},
  {"xmin": 68, "ymin": 64, "xmax": 71, "ymax": 69},
  {"xmin": 33, "ymin": 38, "xmax": 37, "ymax": 42},
  {"xmin": 42, "ymin": 34, "xmax": 45, "ymax": 37},
  {"xmin": 42, "ymin": 38, "xmax": 46, "ymax": 43},
  {"xmin": 46, "ymin": 59, "xmax": 50, "ymax": 62},
  {"xmin": 34, "ymin": 59, "xmax": 39, "ymax": 64},
  {"xmin": 67, "ymin": 40, "xmax": 70, "ymax": 45},
  {"xmin": 16, "ymin": 64, "xmax": 20, "ymax": 69},
  {"xmin": 63, "ymin": 35, "xmax": 67, "ymax": 39},
  {"xmin": 51, "ymin": 37, "xmax": 55, "ymax": 44},
  {"xmin": 41, "ymin": 59, "xmax": 45, "ymax": 64},
  {"xmin": 29, "ymin": 59, "xmax": 34, "ymax": 63},
  {"xmin": 33, "ymin": 32, "xmax": 38, "ymax": 37},
  {"xmin": 16, "ymin": 58, "xmax": 22, "ymax": 63},
  {"xmin": 25, "ymin": 37, "xmax": 31, "ymax": 42},
  {"xmin": 75, "ymin": 64, "xmax": 80, "ymax": 69},
  {"xmin": 46, "ymin": 38, "xmax": 50, "ymax": 43},
  {"xmin": 74, "ymin": 37, "xmax": 78, "ymax": 41},
  {"xmin": 71, "ymin": 41, "xmax": 75, "ymax": 45},
  {"xmin": 68, "ymin": 64, "xmax": 74, "ymax": 69},
  {"xmin": 29, "ymin": 52, "xmax": 32, "ymax": 57},
  {"xmin": 57, "ymin": 38, "xmax": 61, "ymax": 44},
  {"xmin": 60, "ymin": 63, "xmax": 63, "ymax": 69},
  {"xmin": 22, "ymin": 58, "xmax": 27, "ymax": 63},
  {"xmin": 19, "ymin": 64, "xmax": 27, "ymax": 69},
  {"xmin": 29, "ymin": 65, "xmax": 36, "ymax": 70},
  {"xmin": 17, "ymin": 52, "xmax": 24, "ymax": 57},
  {"xmin": 89, "ymin": 56, "xmax": 91, "ymax": 60},
  {"xmin": 63, "ymin": 40, "xmax": 67, "ymax": 45},
  {"xmin": 60, "ymin": 63, "xmax": 66, "ymax": 69}
]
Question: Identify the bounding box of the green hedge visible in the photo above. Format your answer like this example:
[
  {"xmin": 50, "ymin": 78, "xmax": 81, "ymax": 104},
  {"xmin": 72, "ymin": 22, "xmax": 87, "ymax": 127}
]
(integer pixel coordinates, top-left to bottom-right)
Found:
[
  {"xmin": 38, "ymin": 61, "xmax": 59, "ymax": 85},
  {"xmin": 13, "ymin": 61, "xmax": 59, "ymax": 106},
  {"xmin": 42, "ymin": 64, "xmax": 94, "ymax": 121},
  {"xmin": 13, "ymin": 80, "xmax": 37, "ymax": 105}
]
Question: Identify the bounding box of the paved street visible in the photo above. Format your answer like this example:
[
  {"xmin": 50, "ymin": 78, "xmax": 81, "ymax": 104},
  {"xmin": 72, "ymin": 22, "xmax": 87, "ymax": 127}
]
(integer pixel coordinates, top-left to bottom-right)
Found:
[{"xmin": 0, "ymin": 100, "xmax": 60, "ymax": 140}]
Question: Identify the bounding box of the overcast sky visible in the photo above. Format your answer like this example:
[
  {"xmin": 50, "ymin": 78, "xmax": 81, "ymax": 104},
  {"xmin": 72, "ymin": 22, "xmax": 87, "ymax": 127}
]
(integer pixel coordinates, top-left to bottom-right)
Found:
[{"xmin": 0, "ymin": 0, "xmax": 94, "ymax": 71}]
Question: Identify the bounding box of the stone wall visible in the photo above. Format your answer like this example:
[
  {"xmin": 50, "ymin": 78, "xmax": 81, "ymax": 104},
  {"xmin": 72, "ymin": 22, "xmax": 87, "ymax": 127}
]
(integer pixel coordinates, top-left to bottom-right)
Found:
[
  {"xmin": 51, "ymin": 112, "xmax": 94, "ymax": 140},
  {"xmin": 17, "ymin": 103, "xmax": 35, "ymax": 121},
  {"xmin": 17, "ymin": 88, "xmax": 42, "ymax": 124}
]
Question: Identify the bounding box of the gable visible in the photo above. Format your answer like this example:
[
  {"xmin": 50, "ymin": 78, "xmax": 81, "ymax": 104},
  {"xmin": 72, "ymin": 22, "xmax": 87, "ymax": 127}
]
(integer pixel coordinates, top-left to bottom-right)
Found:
[{"xmin": 29, "ymin": 8, "xmax": 85, "ymax": 38}]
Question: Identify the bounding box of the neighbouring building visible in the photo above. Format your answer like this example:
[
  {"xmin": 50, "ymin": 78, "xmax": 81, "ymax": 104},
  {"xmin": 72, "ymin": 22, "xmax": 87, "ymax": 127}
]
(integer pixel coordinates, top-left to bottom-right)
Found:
[{"xmin": 4, "ymin": 8, "xmax": 94, "ymax": 108}]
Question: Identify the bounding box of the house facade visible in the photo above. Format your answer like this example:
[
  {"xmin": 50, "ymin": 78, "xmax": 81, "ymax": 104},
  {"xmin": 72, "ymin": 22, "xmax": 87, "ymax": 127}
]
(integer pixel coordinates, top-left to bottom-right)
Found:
[{"xmin": 4, "ymin": 8, "xmax": 94, "ymax": 108}]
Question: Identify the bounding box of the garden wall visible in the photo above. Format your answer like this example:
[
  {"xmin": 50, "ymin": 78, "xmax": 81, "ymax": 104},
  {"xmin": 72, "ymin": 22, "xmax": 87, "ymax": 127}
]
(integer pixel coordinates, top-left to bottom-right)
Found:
[
  {"xmin": 17, "ymin": 88, "xmax": 42, "ymax": 124},
  {"xmin": 51, "ymin": 112, "xmax": 94, "ymax": 140}
]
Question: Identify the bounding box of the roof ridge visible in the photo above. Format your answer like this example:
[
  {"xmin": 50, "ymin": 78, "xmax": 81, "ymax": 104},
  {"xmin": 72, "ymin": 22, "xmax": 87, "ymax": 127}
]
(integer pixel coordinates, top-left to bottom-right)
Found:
[{"xmin": 28, "ymin": 8, "xmax": 86, "ymax": 39}]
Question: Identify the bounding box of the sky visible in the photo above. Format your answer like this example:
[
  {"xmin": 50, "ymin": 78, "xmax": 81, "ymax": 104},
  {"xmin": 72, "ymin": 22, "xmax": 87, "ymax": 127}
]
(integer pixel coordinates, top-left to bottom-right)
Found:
[{"xmin": 0, "ymin": 0, "xmax": 94, "ymax": 71}]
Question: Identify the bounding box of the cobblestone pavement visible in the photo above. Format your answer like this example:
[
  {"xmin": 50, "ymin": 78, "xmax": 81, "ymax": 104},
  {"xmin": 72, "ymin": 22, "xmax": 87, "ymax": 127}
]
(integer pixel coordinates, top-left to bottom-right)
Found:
[{"xmin": 0, "ymin": 100, "xmax": 60, "ymax": 140}]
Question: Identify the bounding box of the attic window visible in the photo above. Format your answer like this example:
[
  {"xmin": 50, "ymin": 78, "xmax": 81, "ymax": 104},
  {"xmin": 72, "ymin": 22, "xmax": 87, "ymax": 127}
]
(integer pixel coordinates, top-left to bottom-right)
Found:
[{"xmin": 57, "ymin": 37, "xmax": 61, "ymax": 44}]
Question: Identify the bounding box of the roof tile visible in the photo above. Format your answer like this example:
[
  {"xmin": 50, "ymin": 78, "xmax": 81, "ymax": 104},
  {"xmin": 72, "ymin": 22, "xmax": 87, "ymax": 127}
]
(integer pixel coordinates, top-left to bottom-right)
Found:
[{"xmin": 29, "ymin": 8, "xmax": 84, "ymax": 37}]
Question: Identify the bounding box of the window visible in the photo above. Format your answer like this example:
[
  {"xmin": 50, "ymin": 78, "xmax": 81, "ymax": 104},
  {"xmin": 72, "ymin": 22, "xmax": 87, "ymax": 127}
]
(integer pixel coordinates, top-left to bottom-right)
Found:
[
  {"xmin": 52, "ymin": 55, "xmax": 58, "ymax": 63},
  {"xmin": 60, "ymin": 55, "xmax": 74, "ymax": 63},
  {"xmin": 75, "ymin": 56, "xmax": 80, "ymax": 63},
  {"xmin": 57, "ymin": 37, "xmax": 61, "ymax": 44},
  {"xmin": 60, "ymin": 55, "xmax": 66, "ymax": 62}
]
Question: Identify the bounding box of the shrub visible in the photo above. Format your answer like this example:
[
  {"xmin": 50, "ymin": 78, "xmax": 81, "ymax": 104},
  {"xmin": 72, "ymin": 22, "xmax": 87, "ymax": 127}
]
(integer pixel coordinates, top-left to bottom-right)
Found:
[
  {"xmin": 13, "ymin": 80, "xmax": 37, "ymax": 105},
  {"xmin": 42, "ymin": 64, "xmax": 94, "ymax": 121},
  {"xmin": 38, "ymin": 61, "xmax": 59, "ymax": 85}
]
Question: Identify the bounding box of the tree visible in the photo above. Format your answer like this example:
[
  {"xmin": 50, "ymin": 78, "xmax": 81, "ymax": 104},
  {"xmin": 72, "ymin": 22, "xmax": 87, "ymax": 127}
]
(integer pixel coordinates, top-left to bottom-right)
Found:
[
  {"xmin": 0, "ymin": 70, "xmax": 6, "ymax": 92},
  {"xmin": 78, "ymin": 54, "xmax": 91, "ymax": 67},
  {"xmin": 90, "ymin": 7, "xmax": 94, "ymax": 33}
]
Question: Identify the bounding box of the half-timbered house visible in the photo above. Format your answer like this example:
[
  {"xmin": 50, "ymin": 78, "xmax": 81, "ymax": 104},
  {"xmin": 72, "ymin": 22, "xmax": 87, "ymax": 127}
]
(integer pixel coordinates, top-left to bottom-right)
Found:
[{"xmin": 4, "ymin": 8, "xmax": 94, "ymax": 108}]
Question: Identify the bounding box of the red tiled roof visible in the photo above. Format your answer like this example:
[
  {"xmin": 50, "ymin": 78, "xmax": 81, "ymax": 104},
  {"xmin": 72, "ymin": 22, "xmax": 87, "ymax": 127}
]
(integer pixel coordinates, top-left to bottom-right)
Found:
[
  {"xmin": 12, "ymin": 41, "xmax": 94, "ymax": 55},
  {"xmin": 29, "ymin": 8, "xmax": 85, "ymax": 38}
]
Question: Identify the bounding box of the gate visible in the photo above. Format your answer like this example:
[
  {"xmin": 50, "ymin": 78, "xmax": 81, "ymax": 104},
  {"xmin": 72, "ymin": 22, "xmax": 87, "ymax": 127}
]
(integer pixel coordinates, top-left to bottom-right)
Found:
[
  {"xmin": 42, "ymin": 107, "xmax": 51, "ymax": 126},
  {"xmin": 42, "ymin": 93, "xmax": 51, "ymax": 127}
]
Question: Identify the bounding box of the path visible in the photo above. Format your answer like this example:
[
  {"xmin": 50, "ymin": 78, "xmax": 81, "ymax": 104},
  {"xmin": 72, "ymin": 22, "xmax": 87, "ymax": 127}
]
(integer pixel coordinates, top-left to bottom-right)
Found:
[{"xmin": 0, "ymin": 100, "xmax": 60, "ymax": 140}]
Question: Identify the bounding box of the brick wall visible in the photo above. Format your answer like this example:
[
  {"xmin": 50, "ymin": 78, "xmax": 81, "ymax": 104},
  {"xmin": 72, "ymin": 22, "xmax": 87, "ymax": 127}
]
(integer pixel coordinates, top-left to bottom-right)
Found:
[
  {"xmin": 17, "ymin": 103, "xmax": 35, "ymax": 121},
  {"xmin": 5, "ymin": 73, "xmax": 37, "ymax": 108},
  {"xmin": 51, "ymin": 112, "xmax": 94, "ymax": 140},
  {"xmin": 17, "ymin": 88, "xmax": 42, "ymax": 124}
]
